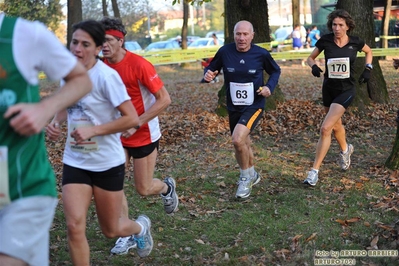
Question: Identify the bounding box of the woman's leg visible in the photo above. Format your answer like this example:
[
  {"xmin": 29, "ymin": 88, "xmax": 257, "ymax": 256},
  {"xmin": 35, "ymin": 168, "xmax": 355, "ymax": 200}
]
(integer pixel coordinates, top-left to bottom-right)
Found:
[
  {"xmin": 93, "ymin": 187, "xmax": 141, "ymax": 238},
  {"xmin": 95, "ymin": 186, "xmax": 154, "ymax": 258},
  {"xmin": 62, "ymin": 184, "xmax": 93, "ymax": 266},
  {"xmin": 312, "ymin": 103, "xmax": 346, "ymax": 170}
]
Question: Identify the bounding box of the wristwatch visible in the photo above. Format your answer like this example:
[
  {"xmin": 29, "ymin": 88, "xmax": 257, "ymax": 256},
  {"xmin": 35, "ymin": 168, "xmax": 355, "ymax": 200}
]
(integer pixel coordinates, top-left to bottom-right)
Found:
[{"xmin": 365, "ymin": 63, "xmax": 373, "ymax": 70}]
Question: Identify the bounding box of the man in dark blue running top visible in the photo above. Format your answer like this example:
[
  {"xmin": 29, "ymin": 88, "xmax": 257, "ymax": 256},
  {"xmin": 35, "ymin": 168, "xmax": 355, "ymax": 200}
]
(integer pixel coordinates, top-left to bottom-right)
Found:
[{"xmin": 203, "ymin": 20, "xmax": 281, "ymax": 199}]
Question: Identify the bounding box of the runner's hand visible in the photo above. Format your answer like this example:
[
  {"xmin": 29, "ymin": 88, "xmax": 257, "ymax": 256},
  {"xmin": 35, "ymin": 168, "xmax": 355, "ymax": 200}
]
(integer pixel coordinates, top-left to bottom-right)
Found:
[
  {"xmin": 46, "ymin": 122, "xmax": 62, "ymax": 140},
  {"xmin": 311, "ymin": 65, "xmax": 323, "ymax": 77},
  {"xmin": 204, "ymin": 70, "xmax": 219, "ymax": 82},
  {"xmin": 358, "ymin": 68, "xmax": 371, "ymax": 84}
]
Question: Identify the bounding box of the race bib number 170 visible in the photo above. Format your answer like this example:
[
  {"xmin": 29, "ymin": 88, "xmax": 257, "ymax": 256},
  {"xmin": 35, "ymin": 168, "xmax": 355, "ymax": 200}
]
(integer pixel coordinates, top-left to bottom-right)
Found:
[{"xmin": 327, "ymin": 57, "xmax": 350, "ymax": 79}]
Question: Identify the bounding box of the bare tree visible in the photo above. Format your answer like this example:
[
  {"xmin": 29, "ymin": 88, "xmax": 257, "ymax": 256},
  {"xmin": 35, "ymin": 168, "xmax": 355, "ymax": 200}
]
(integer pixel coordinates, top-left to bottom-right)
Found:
[
  {"xmin": 224, "ymin": 0, "xmax": 271, "ymax": 44},
  {"xmin": 303, "ymin": 0, "xmax": 310, "ymax": 25},
  {"xmin": 181, "ymin": 0, "xmax": 189, "ymax": 49},
  {"xmin": 111, "ymin": 0, "xmax": 121, "ymax": 18},
  {"xmin": 67, "ymin": 0, "xmax": 82, "ymax": 49},
  {"xmin": 381, "ymin": 0, "xmax": 392, "ymax": 48},
  {"xmin": 292, "ymin": 0, "xmax": 300, "ymax": 29},
  {"xmin": 102, "ymin": 0, "xmax": 108, "ymax": 17}
]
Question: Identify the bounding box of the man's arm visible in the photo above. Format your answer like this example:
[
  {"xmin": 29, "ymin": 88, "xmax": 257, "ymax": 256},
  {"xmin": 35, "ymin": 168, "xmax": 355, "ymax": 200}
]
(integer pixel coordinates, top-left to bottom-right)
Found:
[
  {"xmin": 136, "ymin": 86, "xmax": 171, "ymax": 128},
  {"xmin": 4, "ymin": 61, "xmax": 91, "ymax": 136},
  {"xmin": 264, "ymin": 53, "xmax": 282, "ymax": 93}
]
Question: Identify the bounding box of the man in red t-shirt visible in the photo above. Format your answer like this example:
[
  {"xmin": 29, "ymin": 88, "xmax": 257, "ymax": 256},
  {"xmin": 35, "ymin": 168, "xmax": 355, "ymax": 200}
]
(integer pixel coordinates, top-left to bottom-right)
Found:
[{"xmin": 100, "ymin": 17, "xmax": 178, "ymax": 255}]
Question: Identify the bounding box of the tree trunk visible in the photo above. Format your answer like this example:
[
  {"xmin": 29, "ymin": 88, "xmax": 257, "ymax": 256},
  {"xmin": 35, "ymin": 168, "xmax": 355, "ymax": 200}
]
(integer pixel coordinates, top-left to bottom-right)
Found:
[
  {"xmin": 303, "ymin": 0, "xmax": 309, "ymax": 25},
  {"xmin": 292, "ymin": 0, "xmax": 300, "ymax": 29},
  {"xmin": 216, "ymin": 0, "xmax": 284, "ymax": 115},
  {"xmin": 102, "ymin": 0, "xmax": 108, "ymax": 17},
  {"xmin": 181, "ymin": 0, "xmax": 189, "ymax": 49},
  {"xmin": 386, "ymin": 112, "xmax": 399, "ymax": 169},
  {"xmin": 336, "ymin": 0, "xmax": 389, "ymax": 108},
  {"xmin": 381, "ymin": 0, "xmax": 392, "ymax": 48},
  {"xmin": 111, "ymin": 0, "xmax": 120, "ymax": 18},
  {"xmin": 67, "ymin": 0, "xmax": 82, "ymax": 49}
]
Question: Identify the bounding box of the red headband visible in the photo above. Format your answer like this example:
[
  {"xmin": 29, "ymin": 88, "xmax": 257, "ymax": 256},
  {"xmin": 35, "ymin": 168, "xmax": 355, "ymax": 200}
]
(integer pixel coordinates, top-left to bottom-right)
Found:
[{"xmin": 105, "ymin": 29, "xmax": 124, "ymax": 39}]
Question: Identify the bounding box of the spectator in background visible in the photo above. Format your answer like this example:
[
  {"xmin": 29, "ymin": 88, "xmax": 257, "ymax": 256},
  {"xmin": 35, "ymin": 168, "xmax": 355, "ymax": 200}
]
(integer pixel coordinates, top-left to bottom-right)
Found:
[
  {"xmin": 308, "ymin": 25, "xmax": 320, "ymax": 48},
  {"xmin": 212, "ymin": 33, "xmax": 219, "ymax": 45},
  {"xmin": 291, "ymin": 24, "xmax": 303, "ymax": 50},
  {"xmin": 305, "ymin": 27, "xmax": 311, "ymax": 48}
]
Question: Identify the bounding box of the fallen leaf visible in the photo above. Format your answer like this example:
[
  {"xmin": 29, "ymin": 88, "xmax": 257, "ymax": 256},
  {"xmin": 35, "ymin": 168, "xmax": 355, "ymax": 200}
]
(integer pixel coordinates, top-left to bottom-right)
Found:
[
  {"xmin": 195, "ymin": 239, "xmax": 205, "ymax": 244},
  {"xmin": 305, "ymin": 233, "xmax": 317, "ymax": 242}
]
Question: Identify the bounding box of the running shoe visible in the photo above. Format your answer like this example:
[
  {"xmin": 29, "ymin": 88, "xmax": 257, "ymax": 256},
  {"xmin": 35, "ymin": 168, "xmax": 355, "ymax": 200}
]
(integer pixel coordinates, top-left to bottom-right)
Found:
[
  {"xmin": 110, "ymin": 236, "xmax": 136, "ymax": 255},
  {"xmin": 303, "ymin": 169, "xmax": 318, "ymax": 186},
  {"xmin": 134, "ymin": 215, "xmax": 153, "ymax": 258},
  {"xmin": 161, "ymin": 177, "xmax": 179, "ymax": 215},
  {"xmin": 252, "ymin": 171, "xmax": 261, "ymax": 186},
  {"xmin": 339, "ymin": 144, "xmax": 354, "ymax": 170},
  {"xmin": 235, "ymin": 176, "xmax": 252, "ymax": 198}
]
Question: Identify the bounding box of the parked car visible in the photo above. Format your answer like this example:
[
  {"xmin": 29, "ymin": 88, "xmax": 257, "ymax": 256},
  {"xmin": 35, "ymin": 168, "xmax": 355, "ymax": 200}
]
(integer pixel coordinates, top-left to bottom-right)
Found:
[
  {"xmin": 168, "ymin": 35, "xmax": 201, "ymax": 46},
  {"xmin": 188, "ymin": 37, "xmax": 224, "ymax": 48},
  {"xmin": 124, "ymin": 41, "xmax": 142, "ymax": 53},
  {"xmin": 144, "ymin": 40, "xmax": 180, "ymax": 52}
]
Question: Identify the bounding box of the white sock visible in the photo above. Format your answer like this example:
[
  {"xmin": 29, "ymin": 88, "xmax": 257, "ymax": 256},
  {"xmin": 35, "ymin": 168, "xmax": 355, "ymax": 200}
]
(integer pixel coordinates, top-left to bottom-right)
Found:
[
  {"xmin": 249, "ymin": 166, "xmax": 255, "ymax": 177},
  {"xmin": 136, "ymin": 221, "xmax": 145, "ymax": 237},
  {"xmin": 240, "ymin": 168, "xmax": 250, "ymax": 177},
  {"xmin": 311, "ymin": 168, "xmax": 319, "ymax": 173}
]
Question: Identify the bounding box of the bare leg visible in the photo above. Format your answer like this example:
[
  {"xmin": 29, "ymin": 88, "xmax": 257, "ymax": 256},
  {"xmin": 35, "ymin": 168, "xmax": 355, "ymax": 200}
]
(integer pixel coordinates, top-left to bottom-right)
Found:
[
  {"xmin": 0, "ymin": 254, "xmax": 28, "ymax": 266},
  {"xmin": 312, "ymin": 104, "xmax": 346, "ymax": 170},
  {"xmin": 232, "ymin": 124, "xmax": 253, "ymax": 171},
  {"xmin": 332, "ymin": 117, "xmax": 348, "ymax": 152},
  {"xmin": 62, "ymin": 184, "xmax": 93, "ymax": 266},
  {"xmin": 120, "ymin": 149, "xmax": 131, "ymax": 219},
  {"xmin": 119, "ymin": 148, "xmax": 168, "ymax": 225},
  {"xmin": 94, "ymin": 187, "xmax": 141, "ymax": 238},
  {"xmin": 133, "ymin": 148, "xmax": 168, "ymax": 196}
]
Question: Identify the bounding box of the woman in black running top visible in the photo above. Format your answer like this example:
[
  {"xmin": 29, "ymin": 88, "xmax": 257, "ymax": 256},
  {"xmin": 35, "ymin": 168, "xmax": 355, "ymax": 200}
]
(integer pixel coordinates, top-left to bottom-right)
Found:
[{"xmin": 303, "ymin": 9, "xmax": 373, "ymax": 186}]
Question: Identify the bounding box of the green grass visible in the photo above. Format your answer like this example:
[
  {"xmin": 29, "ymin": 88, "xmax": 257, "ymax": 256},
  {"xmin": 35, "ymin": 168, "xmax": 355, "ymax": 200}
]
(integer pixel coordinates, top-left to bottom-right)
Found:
[
  {"xmin": 47, "ymin": 60, "xmax": 399, "ymax": 265},
  {"xmin": 49, "ymin": 140, "xmax": 399, "ymax": 265}
]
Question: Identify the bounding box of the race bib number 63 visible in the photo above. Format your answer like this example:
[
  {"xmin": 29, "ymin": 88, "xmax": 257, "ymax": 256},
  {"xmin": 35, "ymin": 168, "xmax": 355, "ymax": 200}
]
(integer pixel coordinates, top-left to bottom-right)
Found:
[{"xmin": 230, "ymin": 82, "xmax": 254, "ymax": 106}]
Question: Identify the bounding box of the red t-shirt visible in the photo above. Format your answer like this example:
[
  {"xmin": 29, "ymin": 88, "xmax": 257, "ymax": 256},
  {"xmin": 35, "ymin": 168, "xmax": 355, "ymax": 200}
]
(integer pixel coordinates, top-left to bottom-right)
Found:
[{"xmin": 104, "ymin": 51, "xmax": 164, "ymax": 147}]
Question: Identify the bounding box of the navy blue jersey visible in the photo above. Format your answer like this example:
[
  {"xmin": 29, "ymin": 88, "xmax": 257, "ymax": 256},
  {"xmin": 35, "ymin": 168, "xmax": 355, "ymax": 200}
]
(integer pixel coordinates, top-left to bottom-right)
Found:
[
  {"xmin": 205, "ymin": 43, "xmax": 281, "ymax": 112},
  {"xmin": 316, "ymin": 33, "xmax": 365, "ymax": 90}
]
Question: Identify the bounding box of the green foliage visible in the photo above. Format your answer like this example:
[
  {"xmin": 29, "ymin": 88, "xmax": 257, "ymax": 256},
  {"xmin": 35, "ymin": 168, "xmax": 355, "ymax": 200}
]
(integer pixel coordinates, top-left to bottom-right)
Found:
[{"xmin": 0, "ymin": 0, "xmax": 64, "ymax": 31}]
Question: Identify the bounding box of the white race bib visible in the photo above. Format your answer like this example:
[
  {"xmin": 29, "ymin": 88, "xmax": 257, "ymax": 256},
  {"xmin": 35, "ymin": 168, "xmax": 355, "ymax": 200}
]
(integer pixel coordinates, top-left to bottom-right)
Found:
[
  {"xmin": 67, "ymin": 118, "xmax": 99, "ymax": 153},
  {"xmin": 327, "ymin": 57, "xmax": 350, "ymax": 79},
  {"xmin": 230, "ymin": 82, "xmax": 254, "ymax": 106},
  {"xmin": 0, "ymin": 146, "xmax": 11, "ymax": 209}
]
